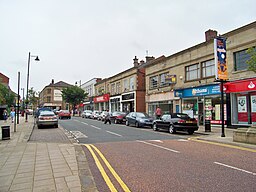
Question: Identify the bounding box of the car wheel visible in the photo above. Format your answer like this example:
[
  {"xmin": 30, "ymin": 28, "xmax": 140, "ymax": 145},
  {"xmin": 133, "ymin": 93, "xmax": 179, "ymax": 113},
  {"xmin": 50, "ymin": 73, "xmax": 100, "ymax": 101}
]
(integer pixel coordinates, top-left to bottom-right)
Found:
[
  {"xmin": 126, "ymin": 120, "xmax": 129, "ymax": 126},
  {"xmin": 114, "ymin": 119, "xmax": 118, "ymax": 124},
  {"xmin": 135, "ymin": 121, "xmax": 140, "ymax": 128},
  {"xmin": 169, "ymin": 124, "xmax": 176, "ymax": 134},
  {"xmin": 153, "ymin": 123, "xmax": 158, "ymax": 131},
  {"xmin": 188, "ymin": 130, "xmax": 194, "ymax": 135},
  {"xmin": 55, "ymin": 124, "xmax": 58, "ymax": 128}
]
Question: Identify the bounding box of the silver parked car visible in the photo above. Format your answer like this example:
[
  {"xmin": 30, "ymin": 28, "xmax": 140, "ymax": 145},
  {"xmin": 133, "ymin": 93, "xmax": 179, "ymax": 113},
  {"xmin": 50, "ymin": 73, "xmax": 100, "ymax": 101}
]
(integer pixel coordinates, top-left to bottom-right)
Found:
[
  {"xmin": 81, "ymin": 110, "xmax": 93, "ymax": 118},
  {"xmin": 36, "ymin": 110, "xmax": 58, "ymax": 128}
]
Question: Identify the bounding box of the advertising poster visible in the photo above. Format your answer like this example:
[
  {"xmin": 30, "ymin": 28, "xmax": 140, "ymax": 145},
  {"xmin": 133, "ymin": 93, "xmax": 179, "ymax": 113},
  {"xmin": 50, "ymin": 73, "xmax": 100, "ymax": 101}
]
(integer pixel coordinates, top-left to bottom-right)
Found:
[
  {"xmin": 238, "ymin": 96, "xmax": 247, "ymax": 112},
  {"xmin": 251, "ymin": 95, "xmax": 256, "ymax": 112},
  {"xmin": 214, "ymin": 37, "xmax": 228, "ymax": 80}
]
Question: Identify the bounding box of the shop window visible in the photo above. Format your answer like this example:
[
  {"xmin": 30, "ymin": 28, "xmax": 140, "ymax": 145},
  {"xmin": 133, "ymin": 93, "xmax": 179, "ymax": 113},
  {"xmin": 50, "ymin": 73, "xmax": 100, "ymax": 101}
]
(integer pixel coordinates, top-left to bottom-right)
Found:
[
  {"xmin": 160, "ymin": 73, "xmax": 169, "ymax": 87},
  {"xmin": 150, "ymin": 76, "xmax": 158, "ymax": 89},
  {"xmin": 185, "ymin": 64, "xmax": 200, "ymax": 81},
  {"xmin": 202, "ymin": 59, "xmax": 215, "ymax": 78},
  {"xmin": 234, "ymin": 49, "xmax": 250, "ymax": 71}
]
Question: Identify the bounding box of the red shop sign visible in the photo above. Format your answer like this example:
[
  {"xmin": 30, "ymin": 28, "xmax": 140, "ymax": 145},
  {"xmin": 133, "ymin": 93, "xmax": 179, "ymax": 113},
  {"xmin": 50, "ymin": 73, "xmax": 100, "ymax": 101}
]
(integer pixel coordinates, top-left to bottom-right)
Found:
[
  {"xmin": 224, "ymin": 79, "xmax": 256, "ymax": 93},
  {"xmin": 93, "ymin": 94, "xmax": 110, "ymax": 103}
]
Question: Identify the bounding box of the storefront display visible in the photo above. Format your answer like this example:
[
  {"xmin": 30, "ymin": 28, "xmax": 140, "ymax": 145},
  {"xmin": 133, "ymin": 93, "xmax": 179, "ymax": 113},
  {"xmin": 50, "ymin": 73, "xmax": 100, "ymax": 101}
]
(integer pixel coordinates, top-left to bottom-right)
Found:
[{"xmin": 224, "ymin": 78, "xmax": 256, "ymax": 125}]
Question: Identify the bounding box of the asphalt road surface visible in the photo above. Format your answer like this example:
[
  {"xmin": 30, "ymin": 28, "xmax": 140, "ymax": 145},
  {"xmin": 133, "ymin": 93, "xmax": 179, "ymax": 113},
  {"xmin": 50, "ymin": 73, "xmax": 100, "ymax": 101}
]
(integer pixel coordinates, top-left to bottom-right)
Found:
[{"xmin": 33, "ymin": 117, "xmax": 256, "ymax": 191}]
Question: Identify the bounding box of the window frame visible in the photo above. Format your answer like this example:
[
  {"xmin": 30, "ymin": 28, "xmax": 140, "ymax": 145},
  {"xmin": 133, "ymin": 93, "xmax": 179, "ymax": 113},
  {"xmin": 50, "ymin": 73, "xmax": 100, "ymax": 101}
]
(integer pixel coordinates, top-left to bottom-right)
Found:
[{"xmin": 185, "ymin": 63, "xmax": 200, "ymax": 81}]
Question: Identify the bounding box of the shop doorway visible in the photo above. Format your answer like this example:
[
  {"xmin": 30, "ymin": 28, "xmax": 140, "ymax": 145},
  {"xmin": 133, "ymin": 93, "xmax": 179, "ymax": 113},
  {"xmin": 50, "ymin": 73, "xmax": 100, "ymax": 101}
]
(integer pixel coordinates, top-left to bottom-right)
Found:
[{"xmin": 198, "ymin": 101, "xmax": 204, "ymax": 125}]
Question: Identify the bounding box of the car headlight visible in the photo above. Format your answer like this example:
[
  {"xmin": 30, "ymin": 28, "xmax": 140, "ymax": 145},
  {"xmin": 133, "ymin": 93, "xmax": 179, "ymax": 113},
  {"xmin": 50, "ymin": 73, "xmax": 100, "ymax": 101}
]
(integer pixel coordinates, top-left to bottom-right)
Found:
[{"xmin": 139, "ymin": 119, "xmax": 145, "ymax": 123}]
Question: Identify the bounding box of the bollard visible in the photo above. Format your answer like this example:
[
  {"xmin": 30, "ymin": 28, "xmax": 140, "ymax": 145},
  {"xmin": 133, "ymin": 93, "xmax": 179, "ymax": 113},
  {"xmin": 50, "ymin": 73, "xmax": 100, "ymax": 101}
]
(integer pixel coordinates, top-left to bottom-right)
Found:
[
  {"xmin": 205, "ymin": 120, "xmax": 211, "ymax": 132},
  {"xmin": 2, "ymin": 125, "xmax": 10, "ymax": 140}
]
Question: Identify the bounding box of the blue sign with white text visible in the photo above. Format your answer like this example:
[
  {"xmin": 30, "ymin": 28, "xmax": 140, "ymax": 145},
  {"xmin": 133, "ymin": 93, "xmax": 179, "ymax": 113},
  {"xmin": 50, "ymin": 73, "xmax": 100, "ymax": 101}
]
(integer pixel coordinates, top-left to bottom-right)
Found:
[{"xmin": 175, "ymin": 84, "xmax": 220, "ymax": 98}]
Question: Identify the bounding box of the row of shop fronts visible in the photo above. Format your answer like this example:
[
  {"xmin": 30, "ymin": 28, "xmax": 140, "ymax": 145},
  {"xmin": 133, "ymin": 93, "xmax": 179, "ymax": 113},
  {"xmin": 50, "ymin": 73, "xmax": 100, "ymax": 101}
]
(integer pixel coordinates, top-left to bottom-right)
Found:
[
  {"xmin": 81, "ymin": 77, "xmax": 256, "ymax": 127},
  {"xmin": 83, "ymin": 92, "xmax": 136, "ymax": 113},
  {"xmin": 147, "ymin": 78, "xmax": 256, "ymax": 127}
]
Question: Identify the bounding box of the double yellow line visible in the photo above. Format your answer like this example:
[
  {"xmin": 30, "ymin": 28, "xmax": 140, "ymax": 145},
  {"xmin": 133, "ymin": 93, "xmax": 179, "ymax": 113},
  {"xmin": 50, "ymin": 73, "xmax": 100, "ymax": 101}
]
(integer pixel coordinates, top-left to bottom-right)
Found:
[{"xmin": 85, "ymin": 144, "xmax": 131, "ymax": 192}]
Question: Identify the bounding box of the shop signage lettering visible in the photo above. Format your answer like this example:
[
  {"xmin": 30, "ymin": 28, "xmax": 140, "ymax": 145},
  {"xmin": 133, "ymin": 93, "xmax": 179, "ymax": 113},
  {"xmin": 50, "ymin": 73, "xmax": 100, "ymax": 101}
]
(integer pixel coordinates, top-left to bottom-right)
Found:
[
  {"xmin": 192, "ymin": 88, "xmax": 208, "ymax": 95},
  {"xmin": 93, "ymin": 94, "xmax": 110, "ymax": 103},
  {"xmin": 175, "ymin": 84, "xmax": 221, "ymax": 98},
  {"xmin": 224, "ymin": 79, "xmax": 256, "ymax": 93},
  {"xmin": 122, "ymin": 93, "xmax": 134, "ymax": 101}
]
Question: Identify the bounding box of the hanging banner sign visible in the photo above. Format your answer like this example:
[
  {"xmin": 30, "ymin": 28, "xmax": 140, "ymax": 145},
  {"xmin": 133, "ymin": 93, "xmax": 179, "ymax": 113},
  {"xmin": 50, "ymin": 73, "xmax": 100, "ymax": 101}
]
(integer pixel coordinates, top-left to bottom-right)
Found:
[{"xmin": 214, "ymin": 37, "xmax": 228, "ymax": 80}]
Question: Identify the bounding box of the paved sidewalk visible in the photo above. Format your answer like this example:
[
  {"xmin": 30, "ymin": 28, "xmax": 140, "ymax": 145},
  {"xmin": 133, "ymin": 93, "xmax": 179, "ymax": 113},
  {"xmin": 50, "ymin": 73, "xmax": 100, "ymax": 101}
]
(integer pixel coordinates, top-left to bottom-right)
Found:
[
  {"xmin": 0, "ymin": 117, "xmax": 97, "ymax": 192},
  {"xmin": 195, "ymin": 125, "xmax": 256, "ymax": 150}
]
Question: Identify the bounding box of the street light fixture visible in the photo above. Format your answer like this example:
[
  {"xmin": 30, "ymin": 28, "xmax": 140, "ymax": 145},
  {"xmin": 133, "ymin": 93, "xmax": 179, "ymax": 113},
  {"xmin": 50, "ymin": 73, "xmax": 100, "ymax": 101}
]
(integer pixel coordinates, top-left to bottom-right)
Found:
[{"xmin": 25, "ymin": 52, "xmax": 40, "ymax": 122}]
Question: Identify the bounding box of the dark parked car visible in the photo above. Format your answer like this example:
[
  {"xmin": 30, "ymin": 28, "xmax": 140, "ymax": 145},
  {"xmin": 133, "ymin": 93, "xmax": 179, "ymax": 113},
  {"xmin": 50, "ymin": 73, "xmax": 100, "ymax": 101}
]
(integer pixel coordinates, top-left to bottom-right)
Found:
[
  {"xmin": 36, "ymin": 110, "xmax": 58, "ymax": 128},
  {"xmin": 152, "ymin": 113, "xmax": 198, "ymax": 134},
  {"xmin": 110, "ymin": 111, "xmax": 127, "ymax": 124},
  {"xmin": 125, "ymin": 112, "xmax": 153, "ymax": 128}
]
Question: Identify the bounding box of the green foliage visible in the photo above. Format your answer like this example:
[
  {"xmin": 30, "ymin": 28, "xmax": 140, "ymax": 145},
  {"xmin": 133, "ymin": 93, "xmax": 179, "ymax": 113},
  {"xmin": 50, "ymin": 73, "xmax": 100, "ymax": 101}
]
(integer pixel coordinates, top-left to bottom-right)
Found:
[
  {"xmin": 61, "ymin": 86, "xmax": 87, "ymax": 106},
  {"xmin": 0, "ymin": 84, "xmax": 15, "ymax": 107},
  {"xmin": 246, "ymin": 47, "xmax": 256, "ymax": 73},
  {"xmin": 27, "ymin": 88, "xmax": 39, "ymax": 108}
]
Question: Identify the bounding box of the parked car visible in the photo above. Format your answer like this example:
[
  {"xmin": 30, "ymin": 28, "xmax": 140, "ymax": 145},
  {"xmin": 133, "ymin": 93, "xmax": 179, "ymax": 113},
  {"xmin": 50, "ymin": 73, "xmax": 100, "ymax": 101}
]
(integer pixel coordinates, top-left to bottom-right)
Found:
[
  {"xmin": 81, "ymin": 110, "xmax": 93, "ymax": 118},
  {"xmin": 90, "ymin": 110, "xmax": 101, "ymax": 119},
  {"xmin": 152, "ymin": 113, "xmax": 198, "ymax": 135},
  {"xmin": 125, "ymin": 112, "xmax": 153, "ymax": 128},
  {"xmin": 98, "ymin": 111, "xmax": 108, "ymax": 121},
  {"xmin": 110, "ymin": 111, "xmax": 127, "ymax": 124},
  {"xmin": 58, "ymin": 110, "xmax": 71, "ymax": 119},
  {"xmin": 34, "ymin": 107, "xmax": 52, "ymax": 118},
  {"xmin": 36, "ymin": 110, "xmax": 58, "ymax": 128}
]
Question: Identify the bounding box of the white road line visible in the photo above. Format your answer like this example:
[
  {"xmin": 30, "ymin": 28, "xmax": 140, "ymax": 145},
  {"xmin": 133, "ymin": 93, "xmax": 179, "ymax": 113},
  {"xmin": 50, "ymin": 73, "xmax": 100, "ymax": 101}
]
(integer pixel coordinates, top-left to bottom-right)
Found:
[
  {"xmin": 214, "ymin": 162, "xmax": 256, "ymax": 176},
  {"xmin": 149, "ymin": 140, "xmax": 163, "ymax": 143},
  {"xmin": 106, "ymin": 131, "xmax": 123, "ymax": 137},
  {"xmin": 81, "ymin": 122, "xmax": 88, "ymax": 125},
  {"xmin": 137, "ymin": 140, "xmax": 180, "ymax": 153},
  {"xmin": 90, "ymin": 125, "xmax": 101, "ymax": 130}
]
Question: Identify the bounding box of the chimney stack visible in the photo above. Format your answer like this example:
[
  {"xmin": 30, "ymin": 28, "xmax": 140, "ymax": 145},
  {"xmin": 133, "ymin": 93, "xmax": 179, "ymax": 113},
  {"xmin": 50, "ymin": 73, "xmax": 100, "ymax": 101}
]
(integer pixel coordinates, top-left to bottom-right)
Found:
[
  {"xmin": 51, "ymin": 79, "xmax": 54, "ymax": 84},
  {"xmin": 133, "ymin": 56, "xmax": 139, "ymax": 67},
  {"xmin": 205, "ymin": 29, "xmax": 218, "ymax": 41},
  {"xmin": 145, "ymin": 56, "xmax": 155, "ymax": 63}
]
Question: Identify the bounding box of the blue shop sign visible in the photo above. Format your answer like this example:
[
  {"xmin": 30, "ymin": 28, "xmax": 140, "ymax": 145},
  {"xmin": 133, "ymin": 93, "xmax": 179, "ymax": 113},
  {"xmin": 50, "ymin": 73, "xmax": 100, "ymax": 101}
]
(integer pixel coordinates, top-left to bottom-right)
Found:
[{"xmin": 175, "ymin": 84, "xmax": 220, "ymax": 98}]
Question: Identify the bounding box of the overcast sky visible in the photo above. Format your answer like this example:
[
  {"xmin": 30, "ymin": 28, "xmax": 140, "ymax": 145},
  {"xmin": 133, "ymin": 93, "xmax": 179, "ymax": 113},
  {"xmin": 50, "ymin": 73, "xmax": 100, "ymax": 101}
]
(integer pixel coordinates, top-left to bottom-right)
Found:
[{"xmin": 1, "ymin": 0, "xmax": 255, "ymax": 94}]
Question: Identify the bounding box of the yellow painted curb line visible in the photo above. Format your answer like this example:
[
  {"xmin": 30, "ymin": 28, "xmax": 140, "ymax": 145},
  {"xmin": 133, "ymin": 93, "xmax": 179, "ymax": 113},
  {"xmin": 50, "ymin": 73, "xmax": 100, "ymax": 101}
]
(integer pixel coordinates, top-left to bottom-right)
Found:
[{"xmin": 188, "ymin": 137, "xmax": 256, "ymax": 153}]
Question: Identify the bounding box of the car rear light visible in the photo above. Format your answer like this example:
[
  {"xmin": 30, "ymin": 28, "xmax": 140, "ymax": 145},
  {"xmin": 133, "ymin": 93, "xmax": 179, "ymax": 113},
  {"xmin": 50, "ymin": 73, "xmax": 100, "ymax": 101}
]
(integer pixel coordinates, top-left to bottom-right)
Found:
[{"xmin": 178, "ymin": 119, "xmax": 186, "ymax": 123}]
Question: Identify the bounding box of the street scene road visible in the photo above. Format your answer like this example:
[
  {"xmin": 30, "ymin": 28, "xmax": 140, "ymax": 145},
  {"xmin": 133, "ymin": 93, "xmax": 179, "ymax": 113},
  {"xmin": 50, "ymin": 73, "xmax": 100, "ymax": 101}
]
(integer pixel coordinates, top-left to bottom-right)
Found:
[{"xmin": 55, "ymin": 117, "xmax": 256, "ymax": 192}]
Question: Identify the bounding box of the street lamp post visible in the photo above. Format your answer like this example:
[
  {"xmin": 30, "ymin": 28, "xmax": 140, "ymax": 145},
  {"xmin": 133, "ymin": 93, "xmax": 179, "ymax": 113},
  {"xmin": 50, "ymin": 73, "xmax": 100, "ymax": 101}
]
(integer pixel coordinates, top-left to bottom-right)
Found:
[
  {"xmin": 21, "ymin": 88, "xmax": 25, "ymax": 115},
  {"xmin": 25, "ymin": 52, "xmax": 40, "ymax": 122}
]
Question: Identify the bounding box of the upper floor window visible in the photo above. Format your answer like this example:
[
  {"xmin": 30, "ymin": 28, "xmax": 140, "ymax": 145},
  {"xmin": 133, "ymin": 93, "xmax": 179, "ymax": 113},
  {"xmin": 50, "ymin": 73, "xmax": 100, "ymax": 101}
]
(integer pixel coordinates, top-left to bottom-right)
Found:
[
  {"xmin": 186, "ymin": 63, "xmax": 200, "ymax": 81},
  {"xmin": 202, "ymin": 59, "xmax": 215, "ymax": 78},
  {"xmin": 234, "ymin": 49, "xmax": 250, "ymax": 71},
  {"xmin": 150, "ymin": 76, "xmax": 158, "ymax": 89},
  {"xmin": 47, "ymin": 89, "xmax": 51, "ymax": 94},
  {"xmin": 130, "ymin": 77, "xmax": 135, "ymax": 90},
  {"xmin": 160, "ymin": 73, "xmax": 169, "ymax": 87},
  {"xmin": 116, "ymin": 82, "xmax": 121, "ymax": 94},
  {"xmin": 111, "ymin": 83, "xmax": 115, "ymax": 94},
  {"xmin": 47, "ymin": 96, "xmax": 51, "ymax": 102},
  {"xmin": 123, "ymin": 79, "xmax": 129, "ymax": 92}
]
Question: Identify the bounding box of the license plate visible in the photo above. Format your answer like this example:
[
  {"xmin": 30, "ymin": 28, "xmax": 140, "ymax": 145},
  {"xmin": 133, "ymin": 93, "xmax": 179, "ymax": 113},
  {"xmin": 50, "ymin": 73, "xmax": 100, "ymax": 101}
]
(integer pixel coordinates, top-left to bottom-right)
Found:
[{"xmin": 186, "ymin": 121, "xmax": 192, "ymax": 123}]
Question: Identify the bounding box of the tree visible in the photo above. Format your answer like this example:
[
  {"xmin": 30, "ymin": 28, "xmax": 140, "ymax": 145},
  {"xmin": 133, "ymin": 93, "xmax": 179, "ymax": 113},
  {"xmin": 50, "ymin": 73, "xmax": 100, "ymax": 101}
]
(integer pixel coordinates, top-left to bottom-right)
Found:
[
  {"xmin": 61, "ymin": 86, "xmax": 87, "ymax": 114},
  {"xmin": 0, "ymin": 84, "xmax": 15, "ymax": 107},
  {"xmin": 246, "ymin": 47, "xmax": 256, "ymax": 73},
  {"xmin": 27, "ymin": 87, "xmax": 39, "ymax": 109}
]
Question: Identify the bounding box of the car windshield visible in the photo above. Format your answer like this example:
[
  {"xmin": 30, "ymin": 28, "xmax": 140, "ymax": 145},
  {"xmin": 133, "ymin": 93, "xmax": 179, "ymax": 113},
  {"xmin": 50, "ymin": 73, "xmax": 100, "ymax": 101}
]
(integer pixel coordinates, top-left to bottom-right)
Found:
[
  {"xmin": 61, "ymin": 110, "xmax": 70, "ymax": 113},
  {"xmin": 39, "ymin": 111, "xmax": 55, "ymax": 116},
  {"xmin": 173, "ymin": 113, "xmax": 190, "ymax": 118},
  {"xmin": 137, "ymin": 112, "xmax": 149, "ymax": 118},
  {"xmin": 113, "ymin": 112, "xmax": 126, "ymax": 116}
]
